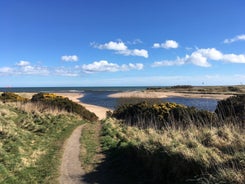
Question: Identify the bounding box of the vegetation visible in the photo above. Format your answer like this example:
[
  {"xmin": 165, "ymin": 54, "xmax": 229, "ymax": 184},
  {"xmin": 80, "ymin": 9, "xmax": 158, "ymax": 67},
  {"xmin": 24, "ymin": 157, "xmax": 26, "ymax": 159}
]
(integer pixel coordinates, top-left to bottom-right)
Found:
[
  {"xmin": 146, "ymin": 85, "xmax": 245, "ymax": 95},
  {"xmin": 99, "ymin": 95, "xmax": 245, "ymax": 183},
  {"xmin": 31, "ymin": 92, "xmax": 98, "ymax": 121},
  {"xmin": 80, "ymin": 122, "xmax": 102, "ymax": 173},
  {"xmin": 0, "ymin": 92, "xmax": 28, "ymax": 103},
  {"xmin": 101, "ymin": 119, "xmax": 244, "ymax": 183},
  {"xmin": 216, "ymin": 94, "xmax": 245, "ymax": 126},
  {"xmin": 0, "ymin": 101, "xmax": 85, "ymax": 183},
  {"xmin": 112, "ymin": 101, "xmax": 216, "ymax": 128}
]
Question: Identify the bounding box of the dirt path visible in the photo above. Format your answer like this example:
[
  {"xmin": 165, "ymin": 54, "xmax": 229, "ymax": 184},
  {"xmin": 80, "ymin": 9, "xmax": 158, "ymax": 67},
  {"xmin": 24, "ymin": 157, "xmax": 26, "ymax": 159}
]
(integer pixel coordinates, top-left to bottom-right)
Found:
[
  {"xmin": 59, "ymin": 125, "xmax": 86, "ymax": 184},
  {"xmin": 58, "ymin": 93, "xmax": 111, "ymax": 183}
]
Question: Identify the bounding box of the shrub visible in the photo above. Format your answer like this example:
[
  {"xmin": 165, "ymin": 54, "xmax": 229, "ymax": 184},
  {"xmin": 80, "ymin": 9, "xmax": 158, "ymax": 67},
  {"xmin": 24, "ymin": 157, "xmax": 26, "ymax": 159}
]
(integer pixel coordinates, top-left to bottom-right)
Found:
[
  {"xmin": 113, "ymin": 101, "xmax": 215, "ymax": 129},
  {"xmin": 215, "ymin": 94, "xmax": 245, "ymax": 126},
  {"xmin": 0, "ymin": 92, "xmax": 28, "ymax": 103},
  {"xmin": 31, "ymin": 93, "xmax": 98, "ymax": 121}
]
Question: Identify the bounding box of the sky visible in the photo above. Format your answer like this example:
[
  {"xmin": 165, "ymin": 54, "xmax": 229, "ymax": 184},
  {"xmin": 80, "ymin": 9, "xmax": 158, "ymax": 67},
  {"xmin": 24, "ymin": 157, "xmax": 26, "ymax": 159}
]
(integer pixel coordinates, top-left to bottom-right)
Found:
[{"xmin": 0, "ymin": 0, "xmax": 245, "ymax": 87}]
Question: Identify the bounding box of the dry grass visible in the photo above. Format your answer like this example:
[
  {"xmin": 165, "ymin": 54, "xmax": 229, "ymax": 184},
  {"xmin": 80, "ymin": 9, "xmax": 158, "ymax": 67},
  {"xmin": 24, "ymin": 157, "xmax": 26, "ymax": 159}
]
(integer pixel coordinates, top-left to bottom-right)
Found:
[{"xmin": 101, "ymin": 119, "xmax": 245, "ymax": 183}]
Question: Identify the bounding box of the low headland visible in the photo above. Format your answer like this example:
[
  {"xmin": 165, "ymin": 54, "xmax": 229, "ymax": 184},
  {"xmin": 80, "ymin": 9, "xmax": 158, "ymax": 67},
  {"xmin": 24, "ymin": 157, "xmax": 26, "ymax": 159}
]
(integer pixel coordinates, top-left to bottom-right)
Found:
[{"xmin": 109, "ymin": 85, "xmax": 245, "ymax": 100}]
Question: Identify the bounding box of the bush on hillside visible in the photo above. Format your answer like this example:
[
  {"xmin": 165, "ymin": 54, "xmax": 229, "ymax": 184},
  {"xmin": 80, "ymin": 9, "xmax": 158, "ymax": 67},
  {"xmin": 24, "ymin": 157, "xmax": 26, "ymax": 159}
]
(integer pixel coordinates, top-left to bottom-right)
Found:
[
  {"xmin": 113, "ymin": 101, "xmax": 215, "ymax": 128},
  {"xmin": 215, "ymin": 94, "xmax": 245, "ymax": 126},
  {"xmin": 31, "ymin": 93, "xmax": 98, "ymax": 121},
  {"xmin": 0, "ymin": 92, "xmax": 28, "ymax": 103}
]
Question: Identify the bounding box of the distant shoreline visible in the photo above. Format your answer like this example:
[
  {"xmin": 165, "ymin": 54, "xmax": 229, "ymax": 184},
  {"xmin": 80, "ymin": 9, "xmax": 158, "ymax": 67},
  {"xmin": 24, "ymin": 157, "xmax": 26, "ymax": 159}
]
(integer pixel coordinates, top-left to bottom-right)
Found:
[{"xmin": 108, "ymin": 90, "xmax": 233, "ymax": 100}]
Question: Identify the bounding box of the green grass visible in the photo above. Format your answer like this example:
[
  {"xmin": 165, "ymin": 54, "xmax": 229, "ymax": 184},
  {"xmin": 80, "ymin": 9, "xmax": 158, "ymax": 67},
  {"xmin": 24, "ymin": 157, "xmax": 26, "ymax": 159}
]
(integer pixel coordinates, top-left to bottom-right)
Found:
[
  {"xmin": 80, "ymin": 122, "xmax": 102, "ymax": 173},
  {"xmin": 0, "ymin": 101, "xmax": 85, "ymax": 183}
]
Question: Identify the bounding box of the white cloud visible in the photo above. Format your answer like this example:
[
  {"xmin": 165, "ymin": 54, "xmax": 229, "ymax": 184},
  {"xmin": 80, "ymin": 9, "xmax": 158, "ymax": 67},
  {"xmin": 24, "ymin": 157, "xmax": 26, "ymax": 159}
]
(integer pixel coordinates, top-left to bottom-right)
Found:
[
  {"xmin": 118, "ymin": 49, "xmax": 148, "ymax": 58},
  {"xmin": 0, "ymin": 67, "xmax": 14, "ymax": 75},
  {"xmin": 93, "ymin": 41, "xmax": 127, "ymax": 51},
  {"xmin": 188, "ymin": 52, "xmax": 211, "ymax": 67},
  {"xmin": 152, "ymin": 48, "xmax": 245, "ymax": 67},
  {"xmin": 224, "ymin": 34, "xmax": 245, "ymax": 43},
  {"xmin": 55, "ymin": 67, "xmax": 79, "ymax": 77},
  {"xmin": 20, "ymin": 65, "xmax": 50, "ymax": 75},
  {"xmin": 93, "ymin": 41, "xmax": 148, "ymax": 58},
  {"xmin": 153, "ymin": 40, "xmax": 179, "ymax": 49},
  {"xmin": 61, "ymin": 55, "xmax": 79, "ymax": 62},
  {"xmin": 16, "ymin": 60, "xmax": 30, "ymax": 66},
  {"xmin": 222, "ymin": 54, "xmax": 245, "ymax": 63},
  {"xmin": 81, "ymin": 60, "xmax": 144, "ymax": 73},
  {"xmin": 197, "ymin": 48, "xmax": 223, "ymax": 60},
  {"xmin": 153, "ymin": 43, "xmax": 161, "ymax": 48}
]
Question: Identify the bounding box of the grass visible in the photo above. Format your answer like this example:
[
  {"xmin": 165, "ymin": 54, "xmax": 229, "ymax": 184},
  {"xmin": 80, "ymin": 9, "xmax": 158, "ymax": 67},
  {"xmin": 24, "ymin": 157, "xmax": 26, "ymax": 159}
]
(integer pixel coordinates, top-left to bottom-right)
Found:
[
  {"xmin": 0, "ymin": 101, "xmax": 85, "ymax": 183},
  {"xmin": 80, "ymin": 122, "xmax": 102, "ymax": 173},
  {"xmin": 100, "ymin": 118, "xmax": 244, "ymax": 183}
]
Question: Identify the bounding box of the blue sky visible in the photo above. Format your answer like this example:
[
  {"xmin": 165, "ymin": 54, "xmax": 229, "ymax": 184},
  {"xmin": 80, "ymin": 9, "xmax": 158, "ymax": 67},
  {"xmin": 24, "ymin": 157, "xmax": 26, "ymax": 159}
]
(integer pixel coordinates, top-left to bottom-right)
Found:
[{"xmin": 0, "ymin": 0, "xmax": 245, "ymax": 87}]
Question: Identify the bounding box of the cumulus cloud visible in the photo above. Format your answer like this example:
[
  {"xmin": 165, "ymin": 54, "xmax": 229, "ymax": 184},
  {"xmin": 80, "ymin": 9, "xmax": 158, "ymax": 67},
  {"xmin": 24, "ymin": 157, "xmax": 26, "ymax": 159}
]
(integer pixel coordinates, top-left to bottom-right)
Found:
[
  {"xmin": 61, "ymin": 55, "xmax": 79, "ymax": 62},
  {"xmin": 16, "ymin": 60, "xmax": 30, "ymax": 66},
  {"xmin": 14, "ymin": 60, "xmax": 50, "ymax": 75},
  {"xmin": 95, "ymin": 41, "xmax": 127, "ymax": 51},
  {"xmin": 82, "ymin": 60, "xmax": 143, "ymax": 73},
  {"xmin": 224, "ymin": 34, "xmax": 245, "ymax": 43},
  {"xmin": 118, "ymin": 49, "xmax": 149, "ymax": 58},
  {"xmin": 54, "ymin": 67, "xmax": 79, "ymax": 77},
  {"xmin": 153, "ymin": 40, "xmax": 179, "ymax": 49},
  {"xmin": 20, "ymin": 65, "xmax": 50, "ymax": 75},
  {"xmin": 92, "ymin": 41, "xmax": 148, "ymax": 58},
  {"xmin": 0, "ymin": 67, "xmax": 14, "ymax": 75},
  {"xmin": 152, "ymin": 48, "xmax": 245, "ymax": 67}
]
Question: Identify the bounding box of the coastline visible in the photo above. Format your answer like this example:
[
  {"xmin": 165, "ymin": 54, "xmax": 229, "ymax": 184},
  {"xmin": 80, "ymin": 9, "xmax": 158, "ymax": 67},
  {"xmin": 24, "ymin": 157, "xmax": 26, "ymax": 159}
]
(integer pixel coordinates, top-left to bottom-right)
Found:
[{"xmin": 2, "ymin": 90, "xmax": 234, "ymax": 119}]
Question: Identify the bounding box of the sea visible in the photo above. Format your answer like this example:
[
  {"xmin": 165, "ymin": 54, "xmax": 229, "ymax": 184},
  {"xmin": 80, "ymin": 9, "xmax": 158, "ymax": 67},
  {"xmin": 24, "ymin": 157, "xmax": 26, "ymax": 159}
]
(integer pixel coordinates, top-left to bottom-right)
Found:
[{"xmin": 0, "ymin": 87, "xmax": 218, "ymax": 111}]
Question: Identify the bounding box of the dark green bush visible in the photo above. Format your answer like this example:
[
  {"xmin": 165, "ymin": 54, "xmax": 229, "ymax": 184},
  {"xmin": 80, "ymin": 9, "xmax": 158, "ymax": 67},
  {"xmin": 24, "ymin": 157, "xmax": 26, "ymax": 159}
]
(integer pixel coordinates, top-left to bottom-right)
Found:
[
  {"xmin": 31, "ymin": 93, "xmax": 98, "ymax": 121},
  {"xmin": 0, "ymin": 92, "xmax": 28, "ymax": 103},
  {"xmin": 215, "ymin": 94, "xmax": 245, "ymax": 126}
]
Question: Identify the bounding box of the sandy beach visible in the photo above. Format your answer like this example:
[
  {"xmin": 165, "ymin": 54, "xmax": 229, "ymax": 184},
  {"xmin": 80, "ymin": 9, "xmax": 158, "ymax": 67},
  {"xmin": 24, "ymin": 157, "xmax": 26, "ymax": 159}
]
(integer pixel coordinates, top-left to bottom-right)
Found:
[{"xmin": 55, "ymin": 92, "xmax": 111, "ymax": 120}]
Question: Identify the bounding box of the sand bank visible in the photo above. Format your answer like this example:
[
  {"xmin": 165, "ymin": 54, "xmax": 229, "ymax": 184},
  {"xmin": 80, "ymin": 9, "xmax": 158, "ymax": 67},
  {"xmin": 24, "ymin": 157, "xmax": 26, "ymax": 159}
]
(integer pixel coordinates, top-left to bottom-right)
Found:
[{"xmin": 108, "ymin": 91, "xmax": 232, "ymax": 100}]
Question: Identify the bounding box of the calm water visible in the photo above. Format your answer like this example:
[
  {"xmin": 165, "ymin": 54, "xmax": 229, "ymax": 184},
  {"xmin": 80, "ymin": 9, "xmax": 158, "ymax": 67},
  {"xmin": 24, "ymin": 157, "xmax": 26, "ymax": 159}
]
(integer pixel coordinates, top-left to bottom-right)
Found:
[{"xmin": 0, "ymin": 87, "xmax": 217, "ymax": 111}]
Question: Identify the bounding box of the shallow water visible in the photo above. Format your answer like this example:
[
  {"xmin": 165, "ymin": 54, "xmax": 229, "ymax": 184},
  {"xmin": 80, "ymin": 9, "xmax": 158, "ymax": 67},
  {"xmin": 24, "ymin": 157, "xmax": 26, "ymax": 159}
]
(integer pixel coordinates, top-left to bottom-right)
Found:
[{"xmin": 80, "ymin": 91, "xmax": 217, "ymax": 111}]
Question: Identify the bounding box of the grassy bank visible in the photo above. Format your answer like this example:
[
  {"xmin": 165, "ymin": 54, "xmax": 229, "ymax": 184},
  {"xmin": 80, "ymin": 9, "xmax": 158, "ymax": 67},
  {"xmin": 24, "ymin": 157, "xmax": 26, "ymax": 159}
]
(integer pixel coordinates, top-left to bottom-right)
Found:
[
  {"xmin": 100, "ymin": 118, "xmax": 244, "ymax": 183},
  {"xmin": 0, "ymin": 92, "xmax": 95, "ymax": 183},
  {"xmin": 97, "ymin": 95, "xmax": 245, "ymax": 183}
]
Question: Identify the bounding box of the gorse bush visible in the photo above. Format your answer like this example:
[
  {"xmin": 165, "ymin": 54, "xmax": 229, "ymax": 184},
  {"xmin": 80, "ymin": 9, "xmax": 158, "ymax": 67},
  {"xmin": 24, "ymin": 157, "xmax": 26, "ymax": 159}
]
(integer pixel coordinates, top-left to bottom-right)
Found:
[
  {"xmin": 113, "ymin": 101, "xmax": 216, "ymax": 128},
  {"xmin": 0, "ymin": 92, "xmax": 28, "ymax": 103},
  {"xmin": 31, "ymin": 93, "xmax": 98, "ymax": 121}
]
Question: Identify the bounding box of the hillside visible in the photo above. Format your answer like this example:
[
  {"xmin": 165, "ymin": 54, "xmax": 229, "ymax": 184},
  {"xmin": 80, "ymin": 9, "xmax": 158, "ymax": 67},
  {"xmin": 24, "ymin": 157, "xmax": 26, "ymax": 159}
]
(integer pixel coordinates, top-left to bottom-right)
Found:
[{"xmin": 0, "ymin": 95, "xmax": 91, "ymax": 183}]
